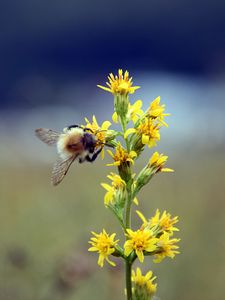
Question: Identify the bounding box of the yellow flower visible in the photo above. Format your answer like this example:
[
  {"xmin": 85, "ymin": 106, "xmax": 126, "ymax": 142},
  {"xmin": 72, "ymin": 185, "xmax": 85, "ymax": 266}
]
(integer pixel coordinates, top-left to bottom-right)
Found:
[
  {"xmin": 101, "ymin": 173, "xmax": 126, "ymax": 205},
  {"xmin": 127, "ymin": 99, "xmax": 144, "ymax": 123},
  {"xmin": 124, "ymin": 228, "xmax": 158, "ymax": 262},
  {"xmin": 154, "ymin": 232, "xmax": 180, "ymax": 263},
  {"xmin": 84, "ymin": 115, "xmax": 111, "ymax": 158},
  {"xmin": 150, "ymin": 209, "xmax": 179, "ymax": 234},
  {"xmin": 136, "ymin": 209, "xmax": 179, "ymax": 235},
  {"xmin": 148, "ymin": 96, "xmax": 170, "ymax": 127},
  {"xmin": 149, "ymin": 152, "xmax": 174, "ymax": 173},
  {"xmin": 107, "ymin": 143, "xmax": 137, "ymax": 167},
  {"xmin": 132, "ymin": 267, "xmax": 157, "ymax": 297},
  {"xmin": 88, "ymin": 230, "xmax": 119, "ymax": 267},
  {"xmin": 97, "ymin": 69, "xmax": 140, "ymax": 95},
  {"xmin": 137, "ymin": 118, "xmax": 161, "ymax": 148},
  {"xmin": 108, "ymin": 172, "xmax": 126, "ymax": 188},
  {"xmin": 124, "ymin": 118, "xmax": 165, "ymax": 154}
]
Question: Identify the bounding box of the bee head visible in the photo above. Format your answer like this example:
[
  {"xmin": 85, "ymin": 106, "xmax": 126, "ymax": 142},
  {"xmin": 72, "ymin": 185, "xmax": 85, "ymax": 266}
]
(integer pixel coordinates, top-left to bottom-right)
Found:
[{"xmin": 83, "ymin": 132, "xmax": 97, "ymax": 153}]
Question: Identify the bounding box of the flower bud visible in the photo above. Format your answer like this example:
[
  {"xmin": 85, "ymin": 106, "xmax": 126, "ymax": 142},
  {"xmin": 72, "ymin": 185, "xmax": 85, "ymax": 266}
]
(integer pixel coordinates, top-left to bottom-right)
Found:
[
  {"xmin": 114, "ymin": 94, "xmax": 129, "ymax": 127},
  {"xmin": 132, "ymin": 268, "xmax": 157, "ymax": 300},
  {"xmin": 134, "ymin": 166, "xmax": 154, "ymax": 194}
]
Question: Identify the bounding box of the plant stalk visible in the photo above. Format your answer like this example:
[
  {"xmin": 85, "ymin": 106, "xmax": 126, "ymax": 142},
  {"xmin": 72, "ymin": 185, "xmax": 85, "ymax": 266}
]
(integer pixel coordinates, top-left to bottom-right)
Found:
[
  {"xmin": 125, "ymin": 260, "xmax": 132, "ymax": 300},
  {"xmin": 125, "ymin": 187, "xmax": 133, "ymax": 299},
  {"xmin": 125, "ymin": 191, "xmax": 132, "ymax": 229},
  {"xmin": 120, "ymin": 108, "xmax": 133, "ymax": 300}
]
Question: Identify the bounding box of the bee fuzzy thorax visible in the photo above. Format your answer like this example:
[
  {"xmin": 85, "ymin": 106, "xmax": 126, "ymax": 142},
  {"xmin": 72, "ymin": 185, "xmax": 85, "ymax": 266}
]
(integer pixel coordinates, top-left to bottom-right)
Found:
[{"xmin": 57, "ymin": 127, "xmax": 84, "ymax": 159}]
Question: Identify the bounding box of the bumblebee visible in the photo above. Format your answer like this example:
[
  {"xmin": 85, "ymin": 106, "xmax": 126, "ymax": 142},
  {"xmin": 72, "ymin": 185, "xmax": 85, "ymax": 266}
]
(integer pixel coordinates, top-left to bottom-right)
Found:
[{"xmin": 35, "ymin": 125, "xmax": 103, "ymax": 186}]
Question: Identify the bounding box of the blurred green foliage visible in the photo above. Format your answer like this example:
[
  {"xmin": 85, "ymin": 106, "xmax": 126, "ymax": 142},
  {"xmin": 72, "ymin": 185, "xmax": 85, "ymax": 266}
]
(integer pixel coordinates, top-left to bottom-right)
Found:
[{"xmin": 0, "ymin": 146, "xmax": 225, "ymax": 300}]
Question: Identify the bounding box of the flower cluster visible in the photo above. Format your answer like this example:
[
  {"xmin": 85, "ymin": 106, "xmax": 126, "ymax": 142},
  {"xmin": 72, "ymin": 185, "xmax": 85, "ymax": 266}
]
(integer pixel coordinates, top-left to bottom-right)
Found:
[
  {"xmin": 89, "ymin": 207, "xmax": 180, "ymax": 267},
  {"xmin": 121, "ymin": 95, "xmax": 170, "ymax": 155},
  {"xmin": 137, "ymin": 209, "xmax": 179, "ymax": 234},
  {"xmin": 87, "ymin": 70, "xmax": 179, "ymax": 300}
]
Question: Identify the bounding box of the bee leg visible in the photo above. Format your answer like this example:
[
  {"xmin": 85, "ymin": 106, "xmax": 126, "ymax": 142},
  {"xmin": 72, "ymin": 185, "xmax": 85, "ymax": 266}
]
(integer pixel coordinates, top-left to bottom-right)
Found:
[
  {"xmin": 85, "ymin": 148, "xmax": 102, "ymax": 162},
  {"xmin": 104, "ymin": 143, "xmax": 114, "ymax": 148},
  {"xmin": 79, "ymin": 157, "xmax": 86, "ymax": 163}
]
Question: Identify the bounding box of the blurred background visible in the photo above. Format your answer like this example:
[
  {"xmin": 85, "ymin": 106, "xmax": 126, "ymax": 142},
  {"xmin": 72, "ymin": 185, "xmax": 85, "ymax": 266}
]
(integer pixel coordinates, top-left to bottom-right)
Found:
[{"xmin": 1, "ymin": 0, "xmax": 225, "ymax": 299}]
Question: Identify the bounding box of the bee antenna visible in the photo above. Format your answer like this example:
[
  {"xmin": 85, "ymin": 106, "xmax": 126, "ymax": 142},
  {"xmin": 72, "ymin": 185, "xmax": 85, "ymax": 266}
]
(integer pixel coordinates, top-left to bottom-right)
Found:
[{"xmin": 98, "ymin": 141, "xmax": 114, "ymax": 148}]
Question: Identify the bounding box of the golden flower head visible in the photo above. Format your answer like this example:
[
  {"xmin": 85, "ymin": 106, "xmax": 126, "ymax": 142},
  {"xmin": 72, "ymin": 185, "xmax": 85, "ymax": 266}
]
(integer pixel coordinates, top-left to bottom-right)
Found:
[
  {"xmin": 137, "ymin": 209, "xmax": 179, "ymax": 234},
  {"xmin": 124, "ymin": 228, "xmax": 158, "ymax": 263},
  {"xmin": 148, "ymin": 96, "xmax": 170, "ymax": 127},
  {"xmin": 132, "ymin": 267, "xmax": 157, "ymax": 298},
  {"xmin": 84, "ymin": 115, "xmax": 111, "ymax": 158},
  {"xmin": 154, "ymin": 232, "xmax": 180, "ymax": 263},
  {"xmin": 149, "ymin": 152, "xmax": 174, "ymax": 173},
  {"xmin": 137, "ymin": 118, "xmax": 161, "ymax": 148},
  {"xmin": 127, "ymin": 99, "xmax": 144, "ymax": 123},
  {"xmin": 101, "ymin": 173, "xmax": 126, "ymax": 205},
  {"xmin": 108, "ymin": 172, "xmax": 126, "ymax": 189},
  {"xmin": 88, "ymin": 229, "xmax": 119, "ymax": 267},
  {"xmin": 97, "ymin": 69, "xmax": 140, "ymax": 95},
  {"xmin": 150, "ymin": 209, "xmax": 179, "ymax": 234},
  {"xmin": 107, "ymin": 143, "xmax": 137, "ymax": 167}
]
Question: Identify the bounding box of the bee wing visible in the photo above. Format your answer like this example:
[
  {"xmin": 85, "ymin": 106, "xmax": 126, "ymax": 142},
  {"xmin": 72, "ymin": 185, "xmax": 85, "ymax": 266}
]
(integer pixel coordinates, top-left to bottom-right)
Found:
[
  {"xmin": 51, "ymin": 155, "xmax": 77, "ymax": 186},
  {"xmin": 35, "ymin": 128, "xmax": 60, "ymax": 145}
]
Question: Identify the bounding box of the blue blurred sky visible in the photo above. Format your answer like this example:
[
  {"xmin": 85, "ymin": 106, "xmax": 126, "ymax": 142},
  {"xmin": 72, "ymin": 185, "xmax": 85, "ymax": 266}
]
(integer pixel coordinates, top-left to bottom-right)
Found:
[{"xmin": 1, "ymin": 0, "xmax": 225, "ymax": 109}]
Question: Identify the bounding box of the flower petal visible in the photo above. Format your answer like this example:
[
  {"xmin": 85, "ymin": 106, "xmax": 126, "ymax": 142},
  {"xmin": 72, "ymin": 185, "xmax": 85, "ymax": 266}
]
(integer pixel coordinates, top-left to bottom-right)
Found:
[
  {"xmin": 107, "ymin": 150, "xmax": 114, "ymax": 157},
  {"xmin": 106, "ymin": 257, "xmax": 116, "ymax": 267},
  {"xmin": 161, "ymin": 168, "xmax": 174, "ymax": 172},
  {"xmin": 124, "ymin": 128, "xmax": 136, "ymax": 139},
  {"xmin": 133, "ymin": 197, "xmax": 139, "ymax": 205},
  {"xmin": 92, "ymin": 115, "xmax": 98, "ymax": 126},
  {"xmin": 101, "ymin": 148, "xmax": 105, "ymax": 159},
  {"xmin": 102, "ymin": 120, "xmax": 111, "ymax": 130},
  {"xmin": 129, "ymin": 151, "xmax": 137, "ymax": 159},
  {"xmin": 136, "ymin": 210, "xmax": 147, "ymax": 223},
  {"xmin": 133, "ymin": 99, "xmax": 143, "ymax": 109},
  {"xmin": 112, "ymin": 112, "xmax": 118, "ymax": 123},
  {"xmin": 142, "ymin": 134, "xmax": 149, "ymax": 145},
  {"xmin": 97, "ymin": 85, "xmax": 112, "ymax": 93},
  {"xmin": 136, "ymin": 249, "xmax": 144, "ymax": 263},
  {"xmin": 101, "ymin": 183, "xmax": 113, "ymax": 192}
]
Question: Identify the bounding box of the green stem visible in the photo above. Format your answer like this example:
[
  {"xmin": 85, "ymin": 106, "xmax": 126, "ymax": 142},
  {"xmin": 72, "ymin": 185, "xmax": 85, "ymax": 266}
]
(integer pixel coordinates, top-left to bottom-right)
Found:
[
  {"xmin": 119, "ymin": 109, "xmax": 133, "ymax": 300},
  {"xmin": 125, "ymin": 188, "xmax": 132, "ymax": 299},
  {"xmin": 121, "ymin": 120, "xmax": 130, "ymax": 152},
  {"xmin": 125, "ymin": 260, "xmax": 132, "ymax": 300},
  {"xmin": 125, "ymin": 190, "xmax": 132, "ymax": 229}
]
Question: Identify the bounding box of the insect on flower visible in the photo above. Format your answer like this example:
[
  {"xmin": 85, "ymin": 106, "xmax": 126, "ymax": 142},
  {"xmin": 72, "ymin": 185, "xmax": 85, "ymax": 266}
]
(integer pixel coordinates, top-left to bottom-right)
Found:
[{"xmin": 35, "ymin": 125, "xmax": 107, "ymax": 186}]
